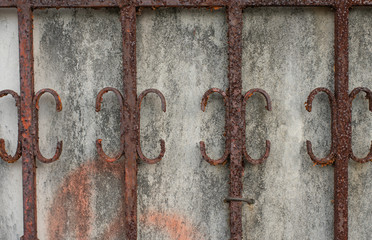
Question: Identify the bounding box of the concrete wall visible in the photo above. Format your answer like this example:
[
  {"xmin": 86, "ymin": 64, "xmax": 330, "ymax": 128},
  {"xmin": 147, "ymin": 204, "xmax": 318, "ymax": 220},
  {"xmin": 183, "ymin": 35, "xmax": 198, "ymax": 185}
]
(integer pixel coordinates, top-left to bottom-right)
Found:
[
  {"xmin": 0, "ymin": 8, "xmax": 23, "ymax": 240},
  {"xmin": 0, "ymin": 6, "xmax": 371, "ymax": 240}
]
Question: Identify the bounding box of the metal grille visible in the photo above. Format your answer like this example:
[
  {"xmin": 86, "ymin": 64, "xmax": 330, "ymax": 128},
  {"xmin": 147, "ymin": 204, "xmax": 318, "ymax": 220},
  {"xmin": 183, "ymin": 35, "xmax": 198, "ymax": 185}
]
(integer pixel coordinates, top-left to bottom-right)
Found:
[{"xmin": 0, "ymin": 1, "xmax": 371, "ymax": 240}]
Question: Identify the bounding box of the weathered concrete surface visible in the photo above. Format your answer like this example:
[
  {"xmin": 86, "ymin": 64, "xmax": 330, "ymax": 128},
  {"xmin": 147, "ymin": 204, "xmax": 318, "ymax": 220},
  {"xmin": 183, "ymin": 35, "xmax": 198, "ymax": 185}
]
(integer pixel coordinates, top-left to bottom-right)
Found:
[
  {"xmin": 0, "ymin": 9, "xmax": 23, "ymax": 240},
  {"xmin": 33, "ymin": 7, "xmax": 229, "ymax": 240},
  {"xmin": 136, "ymin": 8, "xmax": 229, "ymax": 240},
  {"xmin": 33, "ymin": 8, "xmax": 124, "ymax": 240},
  {"xmin": 0, "ymin": 6, "xmax": 371, "ymax": 240},
  {"xmin": 242, "ymin": 7, "xmax": 335, "ymax": 240}
]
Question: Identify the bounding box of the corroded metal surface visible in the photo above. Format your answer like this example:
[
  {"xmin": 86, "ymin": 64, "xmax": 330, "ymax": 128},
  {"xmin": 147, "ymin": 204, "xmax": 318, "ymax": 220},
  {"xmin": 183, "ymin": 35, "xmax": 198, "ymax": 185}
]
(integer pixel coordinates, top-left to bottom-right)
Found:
[
  {"xmin": 121, "ymin": 6, "xmax": 138, "ymax": 239},
  {"xmin": 136, "ymin": 0, "xmax": 228, "ymax": 7},
  {"xmin": 32, "ymin": 0, "xmax": 119, "ymax": 8},
  {"xmin": 241, "ymin": 0, "xmax": 335, "ymax": 7},
  {"xmin": 200, "ymin": 88, "xmax": 230, "ymax": 166},
  {"xmin": 0, "ymin": 90, "xmax": 22, "ymax": 163},
  {"xmin": 351, "ymin": 0, "xmax": 372, "ymax": 5},
  {"xmin": 136, "ymin": 88, "xmax": 166, "ymax": 164},
  {"xmin": 305, "ymin": 87, "xmax": 337, "ymax": 166},
  {"xmin": 94, "ymin": 6, "xmax": 167, "ymax": 239},
  {"xmin": 1, "ymin": 0, "xmax": 371, "ymax": 239},
  {"xmin": 33, "ymin": 88, "xmax": 63, "ymax": 164},
  {"xmin": 227, "ymin": 4, "xmax": 244, "ymax": 239},
  {"xmin": 4, "ymin": 0, "xmax": 372, "ymax": 8},
  {"xmin": 12, "ymin": 3, "xmax": 65, "ymax": 239},
  {"xmin": 242, "ymin": 88, "xmax": 271, "ymax": 165},
  {"xmin": 349, "ymin": 87, "xmax": 372, "ymax": 163},
  {"xmin": 95, "ymin": 87, "xmax": 125, "ymax": 163},
  {"xmin": 0, "ymin": 0, "xmax": 16, "ymax": 7},
  {"xmin": 334, "ymin": 3, "xmax": 351, "ymax": 239},
  {"xmin": 305, "ymin": 2, "xmax": 371, "ymax": 240},
  {"xmin": 18, "ymin": 2, "xmax": 37, "ymax": 239},
  {"xmin": 200, "ymin": 3, "xmax": 272, "ymax": 240}
]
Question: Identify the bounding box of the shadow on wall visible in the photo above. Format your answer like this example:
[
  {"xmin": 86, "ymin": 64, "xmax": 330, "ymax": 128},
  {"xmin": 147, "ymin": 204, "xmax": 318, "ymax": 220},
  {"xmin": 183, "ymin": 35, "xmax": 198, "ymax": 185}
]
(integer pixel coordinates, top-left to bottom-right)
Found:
[{"xmin": 47, "ymin": 160, "xmax": 204, "ymax": 240}]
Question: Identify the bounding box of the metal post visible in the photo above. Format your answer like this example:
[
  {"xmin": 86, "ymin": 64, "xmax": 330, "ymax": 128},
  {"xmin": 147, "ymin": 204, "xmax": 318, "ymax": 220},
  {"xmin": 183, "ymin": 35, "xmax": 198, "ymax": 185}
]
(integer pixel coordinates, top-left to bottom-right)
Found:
[
  {"xmin": 334, "ymin": 2, "xmax": 351, "ymax": 239},
  {"xmin": 121, "ymin": 5, "xmax": 138, "ymax": 240},
  {"xmin": 18, "ymin": 1, "xmax": 37, "ymax": 239},
  {"xmin": 227, "ymin": 2, "xmax": 244, "ymax": 240}
]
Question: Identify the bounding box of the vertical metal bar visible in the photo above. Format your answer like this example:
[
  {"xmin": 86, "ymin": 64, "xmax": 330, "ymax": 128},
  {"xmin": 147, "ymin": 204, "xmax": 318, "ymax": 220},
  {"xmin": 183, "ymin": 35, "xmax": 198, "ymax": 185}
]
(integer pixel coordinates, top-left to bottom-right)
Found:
[
  {"xmin": 120, "ymin": 5, "xmax": 138, "ymax": 240},
  {"xmin": 18, "ymin": 1, "xmax": 37, "ymax": 239},
  {"xmin": 227, "ymin": 2, "xmax": 244, "ymax": 240},
  {"xmin": 334, "ymin": 2, "xmax": 350, "ymax": 240}
]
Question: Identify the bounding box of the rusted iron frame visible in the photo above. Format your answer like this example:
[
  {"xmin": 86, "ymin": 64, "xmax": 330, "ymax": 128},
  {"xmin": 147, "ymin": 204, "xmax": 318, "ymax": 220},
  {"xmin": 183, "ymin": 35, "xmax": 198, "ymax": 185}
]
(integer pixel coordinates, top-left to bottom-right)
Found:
[
  {"xmin": 1, "ymin": 0, "xmax": 371, "ymax": 240},
  {"xmin": 226, "ymin": 3, "xmax": 245, "ymax": 239},
  {"xmin": 200, "ymin": 3, "xmax": 272, "ymax": 240},
  {"xmin": 119, "ymin": 6, "xmax": 137, "ymax": 239},
  {"xmin": 196, "ymin": 6, "xmax": 270, "ymax": 240},
  {"xmin": 3, "ymin": 0, "xmax": 372, "ymax": 9},
  {"xmin": 0, "ymin": 0, "xmax": 16, "ymax": 7},
  {"xmin": 18, "ymin": 2, "xmax": 37, "ymax": 240},
  {"xmin": 333, "ymin": 3, "xmax": 350, "ymax": 239},
  {"xmin": 351, "ymin": 0, "xmax": 372, "ymax": 6},
  {"xmin": 304, "ymin": 2, "xmax": 371, "ymax": 240},
  {"xmin": 105, "ymin": 6, "xmax": 168, "ymax": 239},
  {"xmin": 0, "ymin": 2, "xmax": 64, "ymax": 240},
  {"xmin": 16, "ymin": 0, "xmax": 363, "ymax": 9}
]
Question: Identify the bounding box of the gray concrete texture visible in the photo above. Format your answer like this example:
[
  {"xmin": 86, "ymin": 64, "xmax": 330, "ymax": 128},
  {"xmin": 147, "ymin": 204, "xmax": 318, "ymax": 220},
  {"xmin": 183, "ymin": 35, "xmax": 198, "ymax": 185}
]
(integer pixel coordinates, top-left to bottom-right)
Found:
[{"xmin": 0, "ymin": 6, "xmax": 371, "ymax": 240}]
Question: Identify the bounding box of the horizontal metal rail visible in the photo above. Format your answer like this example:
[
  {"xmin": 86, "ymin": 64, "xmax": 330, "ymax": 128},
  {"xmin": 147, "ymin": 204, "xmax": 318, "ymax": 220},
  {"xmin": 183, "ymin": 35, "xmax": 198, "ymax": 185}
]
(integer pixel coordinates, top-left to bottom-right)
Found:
[{"xmin": 1, "ymin": 0, "xmax": 372, "ymax": 8}]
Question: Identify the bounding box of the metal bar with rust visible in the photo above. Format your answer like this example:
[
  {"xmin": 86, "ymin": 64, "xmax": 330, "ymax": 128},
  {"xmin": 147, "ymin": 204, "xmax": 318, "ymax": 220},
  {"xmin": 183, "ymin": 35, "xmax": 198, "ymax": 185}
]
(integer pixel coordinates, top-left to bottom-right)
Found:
[
  {"xmin": 20, "ymin": 0, "xmax": 372, "ymax": 9},
  {"xmin": 351, "ymin": 0, "xmax": 372, "ymax": 6},
  {"xmin": 0, "ymin": 0, "xmax": 16, "ymax": 7},
  {"xmin": 32, "ymin": 0, "xmax": 119, "ymax": 8},
  {"xmin": 120, "ymin": 5, "xmax": 138, "ymax": 240},
  {"xmin": 29, "ymin": 0, "xmax": 341, "ymax": 9},
  {"xmin": 241, "ymin": 0, "xmax": 335, "ymax": 7},
  {"xmin": 227, "ymin": 2, "xmax": 244, "ymax": 240},
  {"xmin": 334, "ymin": 2, "xmax": 351, "ymax": 240},
  {"xmin": 3, "ymin": 0, "xmax": 371, "ymax": 240},
  {"xmin": 135, "ymin": 0, "xmax": 228, "ymax": 7},
  {"xmin": 17, "ymin": 1, "xmax": 37, "ymax": 239}
]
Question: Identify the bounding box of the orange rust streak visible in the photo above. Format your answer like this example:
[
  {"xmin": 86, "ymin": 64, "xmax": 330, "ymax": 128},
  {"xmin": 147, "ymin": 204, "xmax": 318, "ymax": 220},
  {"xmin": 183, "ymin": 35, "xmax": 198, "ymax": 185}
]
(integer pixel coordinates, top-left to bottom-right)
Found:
[
  {"xmin": 47, "ymin": 160, "xmax": 204, "ymax": 240},
  {"xmin": 141, "ymin": 211, "xmax": 205, "ymax": 240},
  {"xmin": 48, "ymin": 160, "xmax": 125, "ymax": 239}
]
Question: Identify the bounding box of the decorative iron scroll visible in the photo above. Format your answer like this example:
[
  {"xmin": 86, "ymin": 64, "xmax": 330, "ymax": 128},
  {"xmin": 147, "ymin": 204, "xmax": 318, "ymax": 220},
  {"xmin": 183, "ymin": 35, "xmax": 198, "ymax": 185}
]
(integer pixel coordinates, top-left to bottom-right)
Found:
[
  {"xmin": 0, "ymin": 86, "xmax": 63, "ymax": 240},
  {"xmin": 1, "ymin": 1, "xmax": 372, "ymax": 240},
  {"xmin": 200, "ymin": 87, "xmax": 272, "ymax": 239},
  {"xmin": 200, "ymin": 88, "xmax": 272, "ymax": 165},
  {"xmin": 306, "ymin": 87, "xmax": 372, "ymax": 165},
  {"xmin": 95, "ymin": 87, "xmax": 166, "ymax": 164},
  {"xmin": 0, "ymin": 90, "xmax": 21, "ymax": 163}
]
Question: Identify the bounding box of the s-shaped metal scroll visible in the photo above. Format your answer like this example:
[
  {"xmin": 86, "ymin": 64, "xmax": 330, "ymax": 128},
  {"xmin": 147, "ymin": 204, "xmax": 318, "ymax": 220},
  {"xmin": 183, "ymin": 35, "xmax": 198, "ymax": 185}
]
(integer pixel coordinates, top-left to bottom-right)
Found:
[
  {"xmin": 305, "ymin": 87, "xmax": 372, "ymax": 165},
  {"xmin": 200, "ymin": 88, "xmax": 272, "ymax": 166},
  {"xmin": 33, "ymin": 88, "xmax": 63, "ymax": 163},
  {"xmin": 95, "ymin": 87, "xmax": 166, "ymax": 163},
  {"xmin": 0, "ymin": 90, "xmax": 22, "ymax": 163},
  {"xmin": 349, "ymin": 87, "xmax": 372, "ymax": 163},
  {"xmin": 242, "ymin": 89, "xmax": 272, "ymax": 165},
  {"xmin": 305, "ymin": 84, "xmax": 372, "ymax": 240},
  {"xmin": 0, "ymin": 88, "xmax": 63, "ymax": 164},
  {"xmin": 199, "ymin": 86, "xmax": 271, "ymax": 240},
  {"xmin": 305, "ymin": 87, "xmax": 337, "ymax": 166},
  {"xmin": 0, "ymin": 86, "xmax": 62, "ymax": 240}
]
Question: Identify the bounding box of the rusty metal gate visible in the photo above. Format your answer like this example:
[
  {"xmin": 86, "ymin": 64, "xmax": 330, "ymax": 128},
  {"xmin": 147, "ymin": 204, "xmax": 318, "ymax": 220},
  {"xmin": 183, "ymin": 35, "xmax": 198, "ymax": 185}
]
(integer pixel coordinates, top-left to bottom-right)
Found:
[{"xmin": 0, "ymin": 0, "xmax": 371, "ymax": 240}]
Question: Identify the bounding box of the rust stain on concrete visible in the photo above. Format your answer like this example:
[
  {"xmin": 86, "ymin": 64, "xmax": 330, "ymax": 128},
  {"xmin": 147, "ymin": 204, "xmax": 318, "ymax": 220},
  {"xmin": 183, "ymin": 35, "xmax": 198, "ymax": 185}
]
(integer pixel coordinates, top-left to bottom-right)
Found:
[
  {"xmin": 141, "ymin": 211, "xmax": 205, "ymax": 240},
  {"xmin": 47, "ymin": 160, "xmax": 125, "ymax": 240}
]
